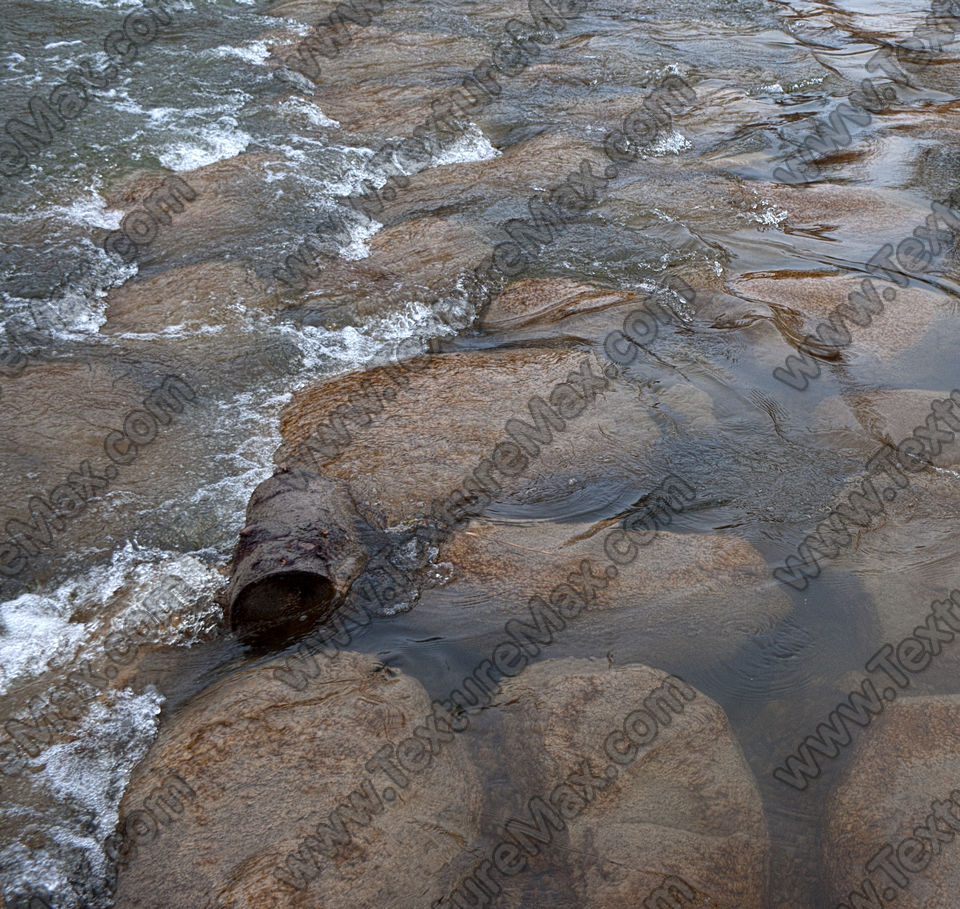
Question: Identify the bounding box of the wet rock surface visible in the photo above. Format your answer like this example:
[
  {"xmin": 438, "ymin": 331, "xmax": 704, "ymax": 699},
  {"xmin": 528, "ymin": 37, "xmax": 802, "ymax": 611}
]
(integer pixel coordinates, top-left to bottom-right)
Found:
[
  {"xmin": 6, "ymin": 0, "xmax": 960, "ymax": 905},
  {"xmin": 112, "ymin": 650, "xmax": 484, "ymax": 908},
  {"xmin": 823, "ymin": 696, "xmax": 960, "ymax": 909},
  {"xmin": 813, "ymin": 389, "xmax": 960, "ymax": 469},
  {"xmin": 414, "ymin": 518, "xmax": 790, "ymax": 674},
  {"xmin": 461, "ymin": 659, "xmax": 770, "ymax": 908},
  {"xmin": 275, "ymin": 347, "xmax": 659, "ymax": 528},
  {"xmin": 0, "ymin": 364, "xmax": 202, "ymax": 591}
]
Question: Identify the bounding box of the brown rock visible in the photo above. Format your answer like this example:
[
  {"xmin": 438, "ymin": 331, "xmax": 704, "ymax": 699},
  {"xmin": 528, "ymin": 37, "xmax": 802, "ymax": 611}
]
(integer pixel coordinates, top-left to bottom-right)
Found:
[
  {"xmin": 477, "ymin": 275, "xmax": 725, "ymax": 372},
  {"xmin": 270, "ymin": 27, "xmax": 486, "ymax": 99},
  {"xmin": 480, "ymin": 278, "xmax": 644, "ymax": 336},
  {"xmin": 386, "ymin": 133, "xmax": 605, "ymax": 227},
  {"xmin": 275, "ymin": 347, "xmax": 661, "ymax": 528},
  {"xmin": 112, "ymin": 650, "xmax": 483, "ymax": 908},
  {"xmin": 100, "ymin": 261, "xmax": 299, "ymax": 394},
  {"xmin": 413, "ymin": 516, "xmax": 791, "ymax": 672},
  {"xmin": 102, "ymin": 153, "xmax": 288, "ymax": 272},
  {"xmin": 813, "ymin": 388, "xmax": 960, "ymax": 469},
  {"xmin": 603, "ymin": 162, "xmax": 750, "ymax": 239},
  {"xmin": 296, "ymin": 216, "xmax": 491, "ymax": 325},
  {"xmin": 760, "ymin": 184, "xmax": 930, "ymax": 240},
  {"xmin": 102, "ymin": 261, "xmax": 279, "ymax": 336},
  {"xmin": 0, "ymin": 363, "xmax": 199, "ymax": 589},
  {"xmin": 264, "ymin": 20, "xmax": 498, "ymax": 140},
  {"xmin": 734, "ymin": 274, "xmax": 944, "ymax": 364},
  {"xmin": 452, "ymin": 658, "xmax": 769, "ymax": 908},
  {"xmin": 823, "ymin": 696, "xmax": 960, "ymax": 908}
]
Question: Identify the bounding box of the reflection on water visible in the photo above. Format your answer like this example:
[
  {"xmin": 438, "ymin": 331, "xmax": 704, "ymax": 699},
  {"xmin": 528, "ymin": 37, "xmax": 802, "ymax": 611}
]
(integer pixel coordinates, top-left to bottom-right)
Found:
[{"xmin": 2, "ymin": 0, "xmax": 960, "ymax": 903}]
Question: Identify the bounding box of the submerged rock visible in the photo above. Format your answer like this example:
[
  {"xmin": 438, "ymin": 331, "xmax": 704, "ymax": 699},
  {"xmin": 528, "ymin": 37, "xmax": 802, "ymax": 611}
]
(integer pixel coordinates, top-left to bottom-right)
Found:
[
  {"xmin": 813, "ymin": 388, "xmax": 960, "ymax": 470},
  {"xmin": 239, "ymin": 330, "xmax": 786, "ymax": 659},
  {"xmin": 101, "ymin": 153, "xmax": 287, "ymax": 273},
  {"xmin": 802, "ymin": 468, "xmax": 960, "ymax": 695},
  {"xmin": 102, "ymin": 261, "xmax": 279, "ymax": 336},
  {"xmin": 295, "ymin": 216, "xmax": 491, "ymax": 327},
  {"xmin": 100, "ymin": 261, "xmax": 297, "ymax": 394},
  {"xmin": 735, "ymin": 274, "xmax": 945, "ymax": 366},
  {"xmin": 448, "ymin": 658, "xmax": 769, "ymax": 908},
  {"xmin": 408, "ymin": 516, "xmax": 791, "ymax": 674},
  {"xmin": 0, "ymin": 363, "xmax": 199, "ymax": 591},
  {"xmin": 823, "ymin": 696, "xmax": 960, "ymax": 908}
]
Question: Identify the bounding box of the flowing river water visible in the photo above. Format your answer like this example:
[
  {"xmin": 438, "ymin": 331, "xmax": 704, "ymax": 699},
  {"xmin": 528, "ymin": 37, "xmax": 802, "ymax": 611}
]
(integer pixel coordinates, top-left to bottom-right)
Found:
[{"xmin": 2, "ymin": 0, "xmax": 960, "ymax": 905}]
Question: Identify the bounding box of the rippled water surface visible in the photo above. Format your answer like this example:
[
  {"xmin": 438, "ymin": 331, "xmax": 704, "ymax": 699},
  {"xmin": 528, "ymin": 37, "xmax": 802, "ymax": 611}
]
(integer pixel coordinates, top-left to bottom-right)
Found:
[{"xmin": 3, "ymin": 0, "xmax": 960, "ymax": 905}]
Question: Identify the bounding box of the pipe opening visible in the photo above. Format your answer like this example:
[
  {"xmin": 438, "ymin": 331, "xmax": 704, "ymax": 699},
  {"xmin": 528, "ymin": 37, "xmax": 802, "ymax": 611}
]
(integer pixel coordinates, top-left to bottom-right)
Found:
[{"xmin": 230, "ymin": 570, "xmax": 336, "ymax": 638}]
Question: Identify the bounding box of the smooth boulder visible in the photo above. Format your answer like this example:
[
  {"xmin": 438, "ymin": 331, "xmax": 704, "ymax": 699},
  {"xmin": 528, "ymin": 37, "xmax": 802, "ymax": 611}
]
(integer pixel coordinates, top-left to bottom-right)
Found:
[{"xmin": 112, "ymin": 650, "xmax": 483, "ymax": 908}]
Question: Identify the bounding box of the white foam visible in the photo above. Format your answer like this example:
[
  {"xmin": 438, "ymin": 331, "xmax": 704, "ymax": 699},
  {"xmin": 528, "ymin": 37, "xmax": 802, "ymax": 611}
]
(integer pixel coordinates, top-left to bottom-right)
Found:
[
  {"xmin": 0, "ymin": 545, "xmax": 223, "ymax": 695},
  {"xmin": 115, "ymin": 323, "xmax": 226, "ymax": 340},
  {"xmin": 18, "ymin": 188, "xmax": 120, "ymax": 232},
  {"xmin": 41, "ymin": 691, "xmax": 164, "ymax": 834},
  {"xmin": 111, "ymin": 89, "xmax": 148, "ymax": 115},
  {"xmin": 0, "ymin": 689, "xmax": 165, "ymax": 908},
  {"xmin": 10, "ymin": 239, "xmax": 138, "ymax": 342},
  {"xmin": 0, "ymin": 200, "xmax": 137, "ymax": 343},
  {"xmin": 648, "ymin": 128, "xmax": 691, "ymax": 156},
  {"xmin": 433, "ymin": 123, "xmax": 500, "ymax": 167},
  {"xmin": 291, "ymin": 124, "xmax": 497, "ymax": 260},
  {"xmin": 275, "ymin": 16, "xmax": 311, "ymax": 36},
  {"xmin": 741, "ymin": 198, "xmax": 789, "ymax": 229},
  {"xmin": 279, "ymin": 96, "xmax": 340, "ymax": 129},
  {"xmin": 0, "ymin": 594, "xmax": 87, "ymax": 696},
  {"xmin": 211, "ymin": 39, "xmax": 271, "ymax": 65},
  {"xmin": 162, "ymin": 392, "xmax": 289, "ymax": 540},
  {"xmin": 157, "ymin": 117, "xmax": 252, "ymax": 170},
  {"xmin": 284, "ymin": 293, "xmax": 472, "ymax": 378},
  {"xmin": 65, "ymin": 0, "xmax": 150, "ymax": 9},
  {"xmin": 339, "ymin": 215, "xmax": 381, "ymax": 260},
  {"xmin": 0, "ymin": 544, "xmax": 224, "ymax": 905}
]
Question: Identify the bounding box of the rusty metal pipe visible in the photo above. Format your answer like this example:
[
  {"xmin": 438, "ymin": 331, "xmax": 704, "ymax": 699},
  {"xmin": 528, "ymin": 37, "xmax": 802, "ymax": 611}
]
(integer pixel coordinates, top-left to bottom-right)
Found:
[{"xmin": 226, "ymin": 471, "xmax": 367, "ymax": 632}]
